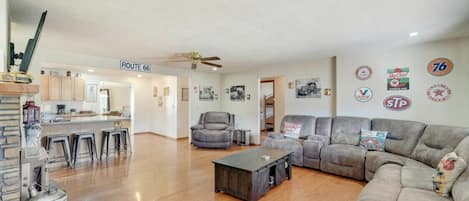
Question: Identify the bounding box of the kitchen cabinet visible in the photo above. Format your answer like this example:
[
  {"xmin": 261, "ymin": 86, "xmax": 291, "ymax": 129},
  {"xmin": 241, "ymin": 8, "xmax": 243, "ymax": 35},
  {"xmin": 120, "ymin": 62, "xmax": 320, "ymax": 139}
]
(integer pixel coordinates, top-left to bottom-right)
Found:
[{"xmin": 40, "ymin": 75, "xmax": 86, "ymax": 101}]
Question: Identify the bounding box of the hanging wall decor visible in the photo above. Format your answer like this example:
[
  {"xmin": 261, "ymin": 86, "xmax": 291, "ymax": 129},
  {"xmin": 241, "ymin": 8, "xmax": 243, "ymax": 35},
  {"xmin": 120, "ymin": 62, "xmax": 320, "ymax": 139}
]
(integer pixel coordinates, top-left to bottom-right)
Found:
[
  {"xmin": 354, "ymin": 87, "xmax": 373, "ymax": 102},
  {"xmin": 355, "ymin": 66, "xmax": 372, "ymax": 80},
  {"xmin": 296, "ymin": 78, "xmax": 321, "ymax": 98},
  {"xmin": 427, "ymin": 84, "xmax": 452, "ymax": 102},
  {"xmin": 85, "ymin": 83, "xmax": 98, "ymax": 102},
  {"xmin": 387, "ymin": 67, "xmax": 410, "ymax": 91},
  {"xmin": 164, "ymin": 87, "xmax": 170, "ymax": 96},
  {"xmin": 230, "ymin": 85, "xmax": 245, "ymax": 101},
  {"xmin": 324, "ymin": 88, "xmax": 333, "ymax": 96},
  {"xmin": 199, "ymin": 86, "xmax": 215, "ymax": 101},
  {"xmin": 288, "ymin": 82, "xmax": 295, "ymax": 89},
  {"xmin": 427, "ymin": 58, "xmax": 453, "ymax": 76},
  {"xmin": 383, "ymin": 95, "xmax": 411, "ymax": 111}
]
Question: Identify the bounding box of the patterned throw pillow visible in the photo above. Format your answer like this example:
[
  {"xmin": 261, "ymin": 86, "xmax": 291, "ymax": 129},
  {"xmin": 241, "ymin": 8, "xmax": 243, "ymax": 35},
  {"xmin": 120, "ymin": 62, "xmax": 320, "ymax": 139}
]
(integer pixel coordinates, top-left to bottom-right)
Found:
[
  {"xmin": 359, "ymin": 130, "xmax": 388, "ymax": 151},
  {"xmin": 283, "ymin": 122, "xmax": 302, "ymax": 139},
  {"xmin": 433, "ymin": 152, "xmax": 467, "ymax": 197}
]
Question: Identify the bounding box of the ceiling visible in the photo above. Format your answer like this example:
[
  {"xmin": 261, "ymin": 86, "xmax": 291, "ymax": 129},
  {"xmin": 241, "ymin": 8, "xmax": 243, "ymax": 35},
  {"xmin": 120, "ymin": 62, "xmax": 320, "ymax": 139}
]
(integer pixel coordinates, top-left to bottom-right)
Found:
[{"xmin": 9, "ymin": 0, "xmax": 469, "ymax": 73}]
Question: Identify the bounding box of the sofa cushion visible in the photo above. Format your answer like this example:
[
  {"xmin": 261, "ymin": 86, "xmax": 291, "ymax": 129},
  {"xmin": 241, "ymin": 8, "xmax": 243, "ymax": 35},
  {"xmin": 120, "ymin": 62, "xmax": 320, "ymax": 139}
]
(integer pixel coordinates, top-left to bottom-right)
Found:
[
  {"xmin": 283, "ymin": 122, "xmax": 302, "ymax": 138},
  {"xmin": 192, "ymin": 129, "xmax": 231, "ymax": 142},
  {"xmin": 204, "ymin": 123, "xmax": 228, "ymax": 130},
  {"xmin": 331, "ymin": 116, "xmax": 371, "ymax": 145},
  {"xmin": 413, "ymin": 125, "xmax": 469, "ymax": 168},
  {"xmin": 365, "ymin": 151, "xmax": 430, "ymax": 181},
  {"xmin": 452, "ymin": 167, "xmax": 469, "ymax": 201},
  {"xmin": 315, "ymin": 117, "xmax": 332, "ymax": 137},
  {"xmin": 360, "ymin": 130, "xmax": 388, "ymax": 151},
  {"xmin": 398, "ymin": 188, "xmax": 451, "ymax": 201},
  {"xmin": 401, "ymin": 166, "xmax": 435, "ymax": 191},
  {"xmin": 204, "ymin": 112, "xmax": 230, "ymax": 124},
  {"xmin": 372, "ymin": 118, "xmax": 426, "ymax": 157},
  {"xmin": 358, "ymin": 164, "xmax": 402, "ymax": 201},
  {"xmin": 280, "ymin": 115, "xmax": 316, "ymax": 138},
  {"xmin": 320, "ymin": 144, "xmax": 367, "ymax": 180}
]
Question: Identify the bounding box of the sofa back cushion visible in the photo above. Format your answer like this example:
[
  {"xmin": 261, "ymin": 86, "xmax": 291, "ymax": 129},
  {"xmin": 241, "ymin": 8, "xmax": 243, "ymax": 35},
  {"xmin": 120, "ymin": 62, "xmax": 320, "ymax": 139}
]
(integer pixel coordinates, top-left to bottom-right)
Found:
[
  {"xmin": 331, "ymin": 116, "xmax": 371, "ymax": 145},
  {"xmin": 204, "ymin": 112, "xmax": 231, "ymax": 124},
  {"xmin": 316, "ymin": 117, "xmax": 332, "ymax": 137},
  {"xmin": 280, "ymin": 115, "xmax": 316, "ymax": 138},
  {"xmin": 412, "ymin": 125, "xmax": 469, "ymax": 168},
  {"xmin": 452, "ymin": 137, "xmax": 469, "ymax": 201},
  {"xmin": 372, "ymin": 118, "xmax": 426, "ymax": 157}
]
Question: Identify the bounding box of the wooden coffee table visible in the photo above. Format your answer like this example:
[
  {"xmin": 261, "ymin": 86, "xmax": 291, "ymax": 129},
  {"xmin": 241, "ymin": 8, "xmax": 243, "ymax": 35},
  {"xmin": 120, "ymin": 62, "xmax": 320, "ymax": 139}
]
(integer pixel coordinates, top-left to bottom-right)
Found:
[{"xmin": 213, "ymin": 148, "xmax": 292, "ymax": 201}]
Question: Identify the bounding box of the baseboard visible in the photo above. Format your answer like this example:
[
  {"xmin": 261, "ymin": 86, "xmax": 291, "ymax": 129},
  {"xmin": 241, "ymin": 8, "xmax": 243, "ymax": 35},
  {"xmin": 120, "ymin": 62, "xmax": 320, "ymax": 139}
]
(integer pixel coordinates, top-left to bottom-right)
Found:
[{"xmin": 143, "ymin": 132, "xmax": 188, "ymax": 140}]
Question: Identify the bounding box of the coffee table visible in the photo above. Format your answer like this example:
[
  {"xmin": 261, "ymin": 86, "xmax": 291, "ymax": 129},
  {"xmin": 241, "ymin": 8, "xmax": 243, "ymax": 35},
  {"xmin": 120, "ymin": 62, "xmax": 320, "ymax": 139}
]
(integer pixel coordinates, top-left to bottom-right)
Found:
[{"xmin": 213, "ymin": 148, "xmax": 292, "ymax": 201}]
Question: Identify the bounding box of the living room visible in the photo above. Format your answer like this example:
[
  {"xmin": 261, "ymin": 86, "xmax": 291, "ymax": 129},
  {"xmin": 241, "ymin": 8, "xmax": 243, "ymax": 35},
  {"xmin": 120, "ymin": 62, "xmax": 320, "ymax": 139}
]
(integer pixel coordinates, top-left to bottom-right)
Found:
[{"xmin": 1, "ymin": 0, "xmax": 469, "ymax": 201}]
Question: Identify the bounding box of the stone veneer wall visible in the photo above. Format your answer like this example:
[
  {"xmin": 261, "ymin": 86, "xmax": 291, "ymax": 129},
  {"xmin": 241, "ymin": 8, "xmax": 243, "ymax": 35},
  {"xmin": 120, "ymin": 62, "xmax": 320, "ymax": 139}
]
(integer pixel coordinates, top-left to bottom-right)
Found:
[{"xmin": 0, "ymin": 97, "xmax": 21, "ymax": 201}]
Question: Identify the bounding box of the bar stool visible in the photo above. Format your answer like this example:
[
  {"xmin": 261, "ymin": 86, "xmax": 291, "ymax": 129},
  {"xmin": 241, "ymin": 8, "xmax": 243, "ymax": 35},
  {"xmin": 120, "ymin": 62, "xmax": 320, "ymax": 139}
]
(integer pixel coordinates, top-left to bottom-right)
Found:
[
  {"xmin": 101, "ymin": 129, "xmax": 122, "ymax": 160},
  {"xmin": 45, "ymin": 135, "xmax": 72, "ymax": 167},
  {"xmin": 120, "ymin": 128, "xmax": 131, "ymax": 153},
  {"xmin": 71, "ymin": 132, "xmax": 98, "ymax": 167}
]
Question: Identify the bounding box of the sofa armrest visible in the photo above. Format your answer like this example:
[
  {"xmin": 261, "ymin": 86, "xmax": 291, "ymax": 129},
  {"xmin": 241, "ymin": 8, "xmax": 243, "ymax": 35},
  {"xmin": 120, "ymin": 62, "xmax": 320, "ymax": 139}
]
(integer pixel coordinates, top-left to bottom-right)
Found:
[{"xmin": 190, "ymin": 124, "xmax": 204, "ymax": 130}]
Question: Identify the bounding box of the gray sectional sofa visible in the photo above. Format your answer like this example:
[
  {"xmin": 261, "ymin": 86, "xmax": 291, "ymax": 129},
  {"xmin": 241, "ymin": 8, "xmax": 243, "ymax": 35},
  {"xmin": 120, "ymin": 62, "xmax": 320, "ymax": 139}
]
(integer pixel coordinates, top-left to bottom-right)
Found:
[{"xmin": 263, "ymin": 115, "xmax": 469, "ymax": 201}]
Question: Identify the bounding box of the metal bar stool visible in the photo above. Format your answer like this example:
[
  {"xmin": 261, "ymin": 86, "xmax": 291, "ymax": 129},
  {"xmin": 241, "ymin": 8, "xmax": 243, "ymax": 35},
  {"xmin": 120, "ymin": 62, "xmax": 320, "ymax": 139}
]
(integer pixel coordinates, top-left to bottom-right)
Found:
[
  {"xmin": 120, "ymin": 128, "xmax": 131, "ymax": 153},
  {"xmin": 101, "ymin": 129, "xmax": 122, "ymax": 160},
  {"xmin": 45, "ymin": 135, "xmax": 72, "ymax": 167},
  {"xmin": 71, "ymin": 132, "xmax": 98, "ymax": 167}
]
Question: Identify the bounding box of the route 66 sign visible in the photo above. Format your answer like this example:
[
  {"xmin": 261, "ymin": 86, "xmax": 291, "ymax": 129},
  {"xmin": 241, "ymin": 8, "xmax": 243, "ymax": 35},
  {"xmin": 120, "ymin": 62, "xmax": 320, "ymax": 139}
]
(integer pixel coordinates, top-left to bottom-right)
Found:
[
  {"xmin": 427, "ymin": 58, "xmax": 453, "ymax": 76},
  {"xmin": 383, "ymin": 95, "xmax": 411, "ymax": 111}
]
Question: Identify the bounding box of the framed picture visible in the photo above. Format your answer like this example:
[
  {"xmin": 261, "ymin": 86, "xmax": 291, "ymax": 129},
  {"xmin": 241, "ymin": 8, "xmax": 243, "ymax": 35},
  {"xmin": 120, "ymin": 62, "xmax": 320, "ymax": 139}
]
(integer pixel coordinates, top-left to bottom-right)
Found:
[
  {"xmin": 182, "ymin": 88, "xmax": 189, "ymax": 101},
  {"xmin": 164, "ymin": 87, "xmax": 170, "ymax": 96},
  {"xmin": 86, "ymin": 83, "xmax": 98, "ymax": 102},
  {"xmin": 230, "ymin": 85, "xmax": 245, "ymax": 101},
  {"xmin": 296, "ymin": 78, "xmax": 321, "ymax": 98},
  {"xmin": 199, "ymin": 86, "xmax": 215, "ymax": 101}
]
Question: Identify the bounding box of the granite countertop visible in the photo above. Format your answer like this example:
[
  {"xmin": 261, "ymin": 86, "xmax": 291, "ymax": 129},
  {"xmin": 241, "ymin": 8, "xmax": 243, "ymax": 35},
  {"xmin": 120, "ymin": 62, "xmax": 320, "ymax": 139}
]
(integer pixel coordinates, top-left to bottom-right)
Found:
[{"xmin": 41, "ymin": 115, "xmax": 131, "ymax": 126}]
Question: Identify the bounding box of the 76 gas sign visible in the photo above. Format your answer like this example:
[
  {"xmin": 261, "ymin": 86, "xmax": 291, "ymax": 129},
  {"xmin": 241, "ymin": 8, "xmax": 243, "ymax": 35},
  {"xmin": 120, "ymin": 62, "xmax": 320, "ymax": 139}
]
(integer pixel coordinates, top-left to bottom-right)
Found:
[
  {"xmin": 427, "ymin": 58, "xmax": 453, "ymax": 76},
  {"xmin": 383, "ymin": 96, "xmax": 411, "ymax": 111}
]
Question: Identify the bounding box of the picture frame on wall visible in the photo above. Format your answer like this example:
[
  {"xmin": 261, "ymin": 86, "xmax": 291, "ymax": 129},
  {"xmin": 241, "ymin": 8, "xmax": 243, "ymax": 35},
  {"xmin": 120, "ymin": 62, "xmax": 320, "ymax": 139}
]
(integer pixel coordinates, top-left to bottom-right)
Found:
[
  {"xmin": 230, "ymin": 85, "xmax": 245, "ymax": 101},
  {"xmin": 85, "ymin": 83, "xmax": 98, "ymax": 102},
  {"xmin": 182, "ymin": 88, "xmax": 189, "ymax": 101},
  {"xmin": 199, "ymin": 86, "xmax": 215, "ymax": 101},
  {"xmin": 296, "ymin": 78, "xmax": 321, "ymax": 98}
]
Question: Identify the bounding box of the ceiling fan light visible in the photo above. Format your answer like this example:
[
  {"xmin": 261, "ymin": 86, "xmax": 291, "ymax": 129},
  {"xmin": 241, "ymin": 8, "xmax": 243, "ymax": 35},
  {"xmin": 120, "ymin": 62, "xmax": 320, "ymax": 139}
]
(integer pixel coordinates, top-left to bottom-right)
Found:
[{"xmin": 212, "ymin": 67, "xmax": 218, "ymax": 71}]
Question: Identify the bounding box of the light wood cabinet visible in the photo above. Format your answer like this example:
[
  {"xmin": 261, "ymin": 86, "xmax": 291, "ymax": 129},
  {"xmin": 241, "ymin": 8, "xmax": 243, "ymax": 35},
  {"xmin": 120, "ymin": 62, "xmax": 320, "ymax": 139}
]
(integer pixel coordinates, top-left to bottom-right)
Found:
[
  {"xmin": 73, "ymin": 78, "xmax": 85, "ymax": 101},
  {"xmin": 40, "ymin": 75, "xmax": 86, "ymax": 101}
]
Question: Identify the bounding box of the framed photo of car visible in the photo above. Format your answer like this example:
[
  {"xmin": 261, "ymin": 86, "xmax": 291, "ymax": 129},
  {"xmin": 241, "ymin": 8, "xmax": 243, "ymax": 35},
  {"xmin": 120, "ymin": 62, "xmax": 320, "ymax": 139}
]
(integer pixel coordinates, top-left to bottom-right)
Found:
[{"xmin": 296, "ymin": 78, "xmax": 321, "ymax": 98}]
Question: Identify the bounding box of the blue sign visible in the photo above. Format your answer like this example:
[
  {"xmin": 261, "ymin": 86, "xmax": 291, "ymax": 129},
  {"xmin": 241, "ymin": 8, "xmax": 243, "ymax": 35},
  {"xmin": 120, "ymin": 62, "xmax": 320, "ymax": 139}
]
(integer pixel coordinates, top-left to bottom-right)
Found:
[{"xmin": 120, "ymin": 60, "xmax": 151, "ymax": 73}]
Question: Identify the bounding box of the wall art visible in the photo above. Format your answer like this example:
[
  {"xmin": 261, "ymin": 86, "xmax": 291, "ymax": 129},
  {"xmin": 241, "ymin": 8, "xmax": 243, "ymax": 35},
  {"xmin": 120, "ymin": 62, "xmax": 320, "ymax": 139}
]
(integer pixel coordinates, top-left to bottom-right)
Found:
[
  {"xmin": 181, "ymin": 88, "xmax": 189, "ymax": 101},
  {"xmin": 164, "ymin": 87, "xmax": 170, "ymax": 96},
  {"xmin": 288, "ymin": 82, "xmax": 295, "ymax": 89},
  {"xmin": 199, "ymin": 86, "xmax": 215, "ymax": 101},
  {"xmin": 230, "ymin": 85, "xmax": 245, "ymax": 101},
  {"xmin": 354, "ymin": 87, "xmax": 373, "ymax": 102},
  {"xmin": 324, "ymin": 88, "xmax": 333, "ymax": 96},
  {"xmin": 383, "ymin": 95, "xmax": 411, "ymax": 111},
  {"xmin": 296, "ymin": 78, "xmax": 321, "ymax": 98},
  {"xmin": 85, "ymin": 83, "xmax": 98, "ymax": 102},
  {"xmin": 387, "ymin": 67, "xmax": 410, "ymax": 91},
  {"xmin": 355, "ymin": 66, "xmax": 372, "ymax": 80},
  {"xmin": 427, "ymin": 57, "xmax": 453, "ymax": 76},
  {"xmin": 427, "ymin": 84, "xmax": 451, "ymax": 102}
]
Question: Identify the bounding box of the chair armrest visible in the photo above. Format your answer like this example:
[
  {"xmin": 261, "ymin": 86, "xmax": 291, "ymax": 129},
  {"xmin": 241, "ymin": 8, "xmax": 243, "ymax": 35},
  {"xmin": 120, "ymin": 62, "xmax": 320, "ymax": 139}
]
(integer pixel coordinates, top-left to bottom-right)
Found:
[{"xmin": 190, "ymin": 124, "xmax": 204, "ymax": 130}]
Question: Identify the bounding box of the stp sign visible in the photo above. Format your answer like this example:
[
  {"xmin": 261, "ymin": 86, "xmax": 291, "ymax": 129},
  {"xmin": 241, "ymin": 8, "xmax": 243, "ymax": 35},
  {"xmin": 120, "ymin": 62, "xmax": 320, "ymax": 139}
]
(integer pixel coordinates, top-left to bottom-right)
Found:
[{"xmin": 383, "ymin": 95, "xmax": 411, "ymax": 111}]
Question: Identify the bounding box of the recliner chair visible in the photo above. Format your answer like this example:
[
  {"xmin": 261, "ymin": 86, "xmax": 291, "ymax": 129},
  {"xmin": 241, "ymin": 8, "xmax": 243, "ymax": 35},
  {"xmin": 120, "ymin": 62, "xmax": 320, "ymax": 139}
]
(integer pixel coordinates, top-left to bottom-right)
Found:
[{"xmin": 191, "ymin": 112, "xmax": 235, "ymax": 149}]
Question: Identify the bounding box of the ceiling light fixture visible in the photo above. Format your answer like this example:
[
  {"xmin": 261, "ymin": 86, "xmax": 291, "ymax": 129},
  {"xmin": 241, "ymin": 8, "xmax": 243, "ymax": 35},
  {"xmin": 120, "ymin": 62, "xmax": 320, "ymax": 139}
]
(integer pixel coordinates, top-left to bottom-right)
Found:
[
  {"xmin": 137, "ymin": 74, "xmax": 142, "ymax": 78},
  {"xmin": 87, "ymin": 69, "xmax": 94, "ymax": 72},
  {"xmin": 212, "ymin": 67, "xmax": 218, "ymax": 71},
  {"xmin": 409, "ymin": 32, "xmax": 419, "ymax": 37}
]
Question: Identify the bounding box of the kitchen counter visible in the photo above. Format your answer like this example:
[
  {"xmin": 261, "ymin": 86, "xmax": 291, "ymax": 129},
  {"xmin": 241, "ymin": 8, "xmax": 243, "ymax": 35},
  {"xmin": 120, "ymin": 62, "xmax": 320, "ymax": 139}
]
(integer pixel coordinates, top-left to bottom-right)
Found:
[{"xmin": 41, "ymin": 115, "xmax": 130, "ymax": 126}]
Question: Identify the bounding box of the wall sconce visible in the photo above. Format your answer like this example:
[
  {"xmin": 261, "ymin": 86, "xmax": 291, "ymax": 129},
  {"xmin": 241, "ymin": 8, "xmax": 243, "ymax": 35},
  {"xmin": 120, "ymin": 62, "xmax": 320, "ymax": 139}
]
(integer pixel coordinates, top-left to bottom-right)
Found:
[
  {"xmin": 247, "ymin": 94, "xmax": 251, "ymax": 100},
  {"xmin": 324, "ymin": 88, "xmax": 333, "ymax": 96},
  {"xmin": 288, "ymin": 82, "xmax": 295, "ymax": 89}
]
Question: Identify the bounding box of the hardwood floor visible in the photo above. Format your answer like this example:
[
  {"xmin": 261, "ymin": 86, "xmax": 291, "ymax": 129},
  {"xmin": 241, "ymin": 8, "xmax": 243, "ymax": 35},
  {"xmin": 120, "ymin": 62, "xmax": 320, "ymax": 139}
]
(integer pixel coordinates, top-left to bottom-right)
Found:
[{"xmin": 50, "ymin": 133, "xmax": 365, "ymax": 201}]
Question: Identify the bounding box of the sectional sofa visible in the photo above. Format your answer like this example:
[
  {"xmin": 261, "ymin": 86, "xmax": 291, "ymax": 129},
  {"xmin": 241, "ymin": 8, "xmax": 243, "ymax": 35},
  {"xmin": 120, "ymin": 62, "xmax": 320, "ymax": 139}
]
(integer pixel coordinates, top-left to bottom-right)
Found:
[{"xmin": 262, "ymin": 115, "xmax": 469, "ymax": 201}]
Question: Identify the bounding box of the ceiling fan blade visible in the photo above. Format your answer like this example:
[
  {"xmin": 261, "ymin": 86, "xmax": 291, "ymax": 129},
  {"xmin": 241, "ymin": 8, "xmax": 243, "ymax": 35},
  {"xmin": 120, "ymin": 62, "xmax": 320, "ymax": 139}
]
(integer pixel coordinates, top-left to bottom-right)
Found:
[
  {"xmin": 201, "ymin": 61, "xmax": 222, "ymax": 68},
  {"xmin": 164, "ymin": 58, "xmax": 193, "ymax": 63},
  {"xmin": 199, "ymin": 56, "xmax": 220, "ymax": 61}
]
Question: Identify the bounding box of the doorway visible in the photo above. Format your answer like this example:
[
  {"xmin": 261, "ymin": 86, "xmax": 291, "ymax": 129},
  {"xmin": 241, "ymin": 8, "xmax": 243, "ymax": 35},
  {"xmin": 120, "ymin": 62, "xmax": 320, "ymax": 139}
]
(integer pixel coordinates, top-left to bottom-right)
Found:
[{"xmin": 260, "ymin": 80, "xmax": 275, "ymax": 132}]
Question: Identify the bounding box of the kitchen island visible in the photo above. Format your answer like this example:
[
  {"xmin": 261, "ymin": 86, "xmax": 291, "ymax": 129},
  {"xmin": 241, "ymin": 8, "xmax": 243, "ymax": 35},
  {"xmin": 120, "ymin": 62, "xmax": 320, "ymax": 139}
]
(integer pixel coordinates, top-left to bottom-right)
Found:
[{"xmin": 41, "ymin": 115, "xmax": 132, "ymax": 168}]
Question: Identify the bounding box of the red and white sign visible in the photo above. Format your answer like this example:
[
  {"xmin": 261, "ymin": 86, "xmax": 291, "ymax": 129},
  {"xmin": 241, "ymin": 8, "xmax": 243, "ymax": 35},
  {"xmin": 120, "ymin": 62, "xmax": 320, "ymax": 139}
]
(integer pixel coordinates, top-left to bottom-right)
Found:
[
  {"xmin": 354, "ymin": 87, "xmax": 373, "ymax": 102},
  {"xmin": 427, "ymin": 58, "xmax": 453, "ymax": 76},
  {"xmin": 383, "ymin": 95, "xmax": 411, "ymax": 111},
  {"xmin": 427, "ymin": 84, "xmax": 452, "ymax": 102},
  {"xmin": 355, "ymin": 66, "xmax": 372, "ymax": 80}
]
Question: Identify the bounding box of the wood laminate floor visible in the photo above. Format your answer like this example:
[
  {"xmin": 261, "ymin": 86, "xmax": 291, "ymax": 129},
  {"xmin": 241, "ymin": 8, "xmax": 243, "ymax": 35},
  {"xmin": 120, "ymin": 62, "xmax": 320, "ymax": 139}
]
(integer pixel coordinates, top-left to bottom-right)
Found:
[{"xmin": 50, "ymin": 133, "xmax": 365, "ymax": 201}]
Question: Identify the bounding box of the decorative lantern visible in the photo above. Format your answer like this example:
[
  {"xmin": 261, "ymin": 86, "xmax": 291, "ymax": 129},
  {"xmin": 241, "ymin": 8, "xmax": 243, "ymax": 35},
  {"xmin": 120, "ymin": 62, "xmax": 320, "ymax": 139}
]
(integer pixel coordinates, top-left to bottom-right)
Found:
[{"xmin": 23, "ymin": 100, "xmax": 40, "ymax": 124}]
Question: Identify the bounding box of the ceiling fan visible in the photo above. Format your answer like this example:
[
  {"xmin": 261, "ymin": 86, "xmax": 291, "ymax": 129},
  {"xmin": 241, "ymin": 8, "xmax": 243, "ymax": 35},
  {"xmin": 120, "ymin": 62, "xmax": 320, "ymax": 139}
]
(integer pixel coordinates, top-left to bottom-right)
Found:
[{"xmin": 165, "ymin": 51, "xmax": 222, "ymax": 70}]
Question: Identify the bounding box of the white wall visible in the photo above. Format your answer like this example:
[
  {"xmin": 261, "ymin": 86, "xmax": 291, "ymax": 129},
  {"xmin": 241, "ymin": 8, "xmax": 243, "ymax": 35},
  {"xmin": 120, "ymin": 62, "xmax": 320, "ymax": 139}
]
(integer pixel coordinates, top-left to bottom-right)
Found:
[
  {"xmin": 0, "ymin": 0, "xmax": 8, "ymax": 72},
  {"xmin": 107, "ymin": 86, "xmax": 131, "ymax": 111},
  {"xmin": 177, "ymin": 77, "xmax": 189, "ymax": 138},
  {"xmin": 336, "ymin": 37, "xmax": 469, "ymax": 127}
]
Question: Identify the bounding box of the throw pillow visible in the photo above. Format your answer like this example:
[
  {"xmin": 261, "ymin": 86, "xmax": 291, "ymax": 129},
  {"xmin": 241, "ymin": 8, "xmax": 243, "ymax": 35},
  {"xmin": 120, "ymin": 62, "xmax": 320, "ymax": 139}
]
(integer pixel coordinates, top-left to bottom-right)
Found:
[
  {"xmin": 359, "ymin": 130, "xmax": 388, "ymax": 151},
  {"xmin": 433, "ymin": 152, "xmax": 468, "ymax": 197},
  {"xmin": 283, "ymin": 122, "xmax": 302, "ymax": 139}
]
